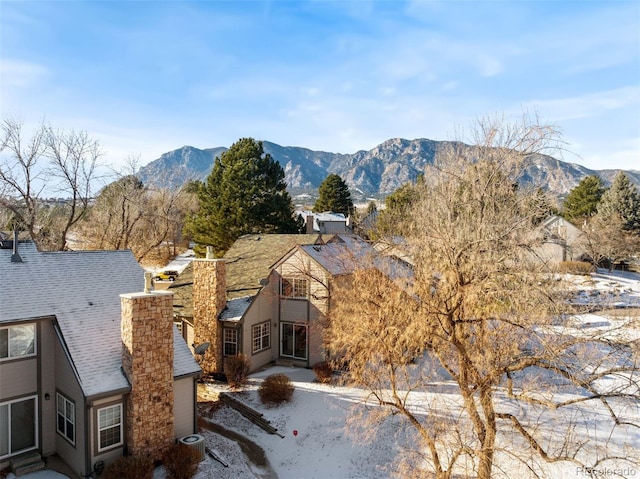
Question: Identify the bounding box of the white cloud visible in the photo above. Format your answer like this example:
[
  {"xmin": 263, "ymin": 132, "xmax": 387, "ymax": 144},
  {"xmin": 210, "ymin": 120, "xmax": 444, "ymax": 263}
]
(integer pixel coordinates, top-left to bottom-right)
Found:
[
  {"xmin": 0, "ymin": 59, "xmax": 49, "ymax": 88},
  {"xmin": 520, "ymin": 87, "xmax": 640, "ymax": 123}
]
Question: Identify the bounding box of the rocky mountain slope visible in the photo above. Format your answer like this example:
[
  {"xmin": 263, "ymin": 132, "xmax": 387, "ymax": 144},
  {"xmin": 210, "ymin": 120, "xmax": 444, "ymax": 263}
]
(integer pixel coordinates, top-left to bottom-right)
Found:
[{"xmin": 137, "ymin": 138, "xmax": 639, "ymax": 201}]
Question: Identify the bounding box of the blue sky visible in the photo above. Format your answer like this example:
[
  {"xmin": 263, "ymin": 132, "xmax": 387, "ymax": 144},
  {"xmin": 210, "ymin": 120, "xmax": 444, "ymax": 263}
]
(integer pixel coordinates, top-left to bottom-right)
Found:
[{"xmin": 1, "ymin": 0, "xmax": 638, "ymax": 171}]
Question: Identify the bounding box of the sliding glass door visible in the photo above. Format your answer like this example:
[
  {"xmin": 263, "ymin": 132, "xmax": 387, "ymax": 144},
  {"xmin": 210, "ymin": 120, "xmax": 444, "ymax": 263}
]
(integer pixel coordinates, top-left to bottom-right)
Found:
[
  {"xmin": 0, "ymin": 395, "xmax": 37, "ymax": 459},
  {"xmin": 280, "ymin": 323, "xmax": 307, "ymax": 360}
]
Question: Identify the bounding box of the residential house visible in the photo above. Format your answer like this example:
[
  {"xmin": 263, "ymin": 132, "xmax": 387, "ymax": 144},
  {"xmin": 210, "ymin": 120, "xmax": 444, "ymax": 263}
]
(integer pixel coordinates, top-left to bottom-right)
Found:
[
  {"xmin": 170, "ymin": 234, "xmax": 329, "ymax": 371},
  {"xmin": 0, "ymin": 240, "xmax": 200, "ymax": 477},
  {"xmin": 297, "ymin": 211, "xmax": 352, "ymax": 235},
  {"xmin": 173, "ymin": 234, "xmax": 389, "ymax": 375},
  {"xmin": 535, "ymin": 215, "xmax": 586, "ymax": 264}
]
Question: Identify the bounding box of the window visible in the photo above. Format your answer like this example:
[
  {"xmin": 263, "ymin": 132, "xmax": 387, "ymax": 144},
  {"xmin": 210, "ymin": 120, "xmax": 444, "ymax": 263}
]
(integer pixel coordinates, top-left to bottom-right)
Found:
[
  {"xmin": 0, "ymin": 396, "xmax": 37, "ymax": 460},
  {"xmin": 252, "ymin": 321, "xmax": 270, "ymax": 353},
  {"xmin": 97, "ymin": 404, "xmax": 122, "ymax": 452},
  {"xmin": 281, "ymin": 323, "xmax": 308, "ymax": 360},
  {"xmin": 0, "ymin": 324, "xmax": 36, "ymax": 361},
  {"xmin": 56, "ymin": 393, "xmax": 75, "ymax": 445},
  {"xmin": 223, "ymin": 329, "xmax": 238, "ymax": 356},
  {"xmin": 281, "ymin": 277, "xmax": 308, "ymax": 299}
]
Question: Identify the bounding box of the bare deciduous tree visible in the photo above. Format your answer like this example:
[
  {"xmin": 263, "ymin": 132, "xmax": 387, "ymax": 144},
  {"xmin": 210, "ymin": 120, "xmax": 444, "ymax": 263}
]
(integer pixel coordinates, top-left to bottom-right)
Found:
[
  {"xmin": 0, "ymin": 118, "xmax": 101, "ymax": 250},
  {"xmin": 327, "ymin": 117, "xmax": 639, "ymax": 479},
  {"xmin": 78, "ymin": 174, "xmax": 197, "ymax": 265}
]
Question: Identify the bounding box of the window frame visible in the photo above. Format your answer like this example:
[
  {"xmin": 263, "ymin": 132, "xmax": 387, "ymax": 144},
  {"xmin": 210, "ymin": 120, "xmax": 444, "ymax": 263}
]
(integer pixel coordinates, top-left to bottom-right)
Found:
[
  {"xmin": 56, "ymin": 392, "xmax": 75, "ymax": 446},
  {"xmin": 97, "ymin": 403, "xmax": 123, "ymax": 453},
  {"xmin": 281, "ymin": 277, "xmax": 308, "ymax": 299},
  {"xmin": 0, "ymin": 323, "xmax": 36, "ymax": 362},
  {"xmin": 223, "ymin": 328, "xmax": 238, "ymax": 357},
  {"xmin": 0, "ymin": 395, "xmax": 39, "ymax": 460},
  {"xmin": 252, "ymin": 321, "xmax": 271, "ymax": 354}
]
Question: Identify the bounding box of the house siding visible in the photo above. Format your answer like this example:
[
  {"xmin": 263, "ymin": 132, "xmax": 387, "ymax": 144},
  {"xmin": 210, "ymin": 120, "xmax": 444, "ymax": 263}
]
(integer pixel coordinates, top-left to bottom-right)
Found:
[
  {"xmin": 0, "ymin": 357, "xmax": 37, "ymax": 399},
  {"xmin": 173, "ymin": 377, "xmax": 196, "ymax": 439},
  {"xmin": 88, "ymin": 395, "xmax": 126, "ymax": 474},
  {"xmin": 40, "ymin": 321, "xmax": 57, "ymax": 458},
  {"xmin": 275, "ymin": 249, "xmax": 332, "ymax": 367},
  {"xmin": 240, "ymin": 292, "xmax": 276, "ymax": 371},
  {"xmin": 53, "ymin": 334, "xmax": 86, "ymax": 477}
]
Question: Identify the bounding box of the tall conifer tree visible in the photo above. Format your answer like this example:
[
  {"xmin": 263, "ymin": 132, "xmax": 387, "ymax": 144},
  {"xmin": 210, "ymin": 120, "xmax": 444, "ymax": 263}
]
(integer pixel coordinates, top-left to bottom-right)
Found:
[
  {"xmin": 313, "ymin": 174, "xmax": 354, "ymax": 217},
  {"xmin": 562, "ymin": 175, "xmax": 605, "ymax": 224},
  {"xmin": 185, "ymin": 138, "xmax": 299, "ymax": 256},
  {"xmin": 597, "ymin": 171, "xmax": 640, "ymax": 231}
]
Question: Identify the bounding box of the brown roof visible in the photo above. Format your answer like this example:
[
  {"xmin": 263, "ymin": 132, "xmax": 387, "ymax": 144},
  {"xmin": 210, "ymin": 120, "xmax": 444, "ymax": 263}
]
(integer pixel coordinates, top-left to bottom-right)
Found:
[{"xmin": 170, "ymin": 234, "xmax": 329, "ymax": 319}]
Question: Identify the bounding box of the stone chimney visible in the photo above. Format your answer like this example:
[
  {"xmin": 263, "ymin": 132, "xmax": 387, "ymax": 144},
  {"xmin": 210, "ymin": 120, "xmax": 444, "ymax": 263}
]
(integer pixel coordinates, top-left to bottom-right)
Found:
[
  {"xmin": 193, "ymin": 247, "xmax": 227, "ymax": 374},
  {"xmin": 306, "ymin": 214, "xmax": 315, "ymax": 234},
  {"xmin": 121, "ymin": 288, "xmax": 174, "ymax": 458}
]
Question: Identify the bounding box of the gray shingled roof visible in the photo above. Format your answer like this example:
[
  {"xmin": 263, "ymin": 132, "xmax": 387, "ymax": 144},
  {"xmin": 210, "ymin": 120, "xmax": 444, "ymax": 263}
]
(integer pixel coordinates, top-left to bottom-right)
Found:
[
  {"xmin": 0, "ymin": 241, "xmax": 200, "ymax": 398},
  {"xmin": 219, "ymin": 296, "xmax": 253, "ymax": 322}
]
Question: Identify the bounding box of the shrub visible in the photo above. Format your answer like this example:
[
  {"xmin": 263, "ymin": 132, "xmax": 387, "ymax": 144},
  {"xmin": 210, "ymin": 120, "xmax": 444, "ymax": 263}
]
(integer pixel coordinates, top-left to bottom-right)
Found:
[
  {"xmin": 558, "ymin": 261, "xmax": 595, "ymax": 275},
  {"xmin": 312, "ymin": 361, "xmax": 333, "ymax": 383},
  {"xmin": 162, "ymin": 443, "xmax": 201, "ymax": 479},
  {"xmin": 224, "ymin": 354, "xmax": 251, "ymax": 389},
  {"xmin": 104, "ymin": 455, "xmax": 154, "ymax": 479},
  {"xmin": 258, "ymin": 373, "xmax": 294, "ymax": 405}
]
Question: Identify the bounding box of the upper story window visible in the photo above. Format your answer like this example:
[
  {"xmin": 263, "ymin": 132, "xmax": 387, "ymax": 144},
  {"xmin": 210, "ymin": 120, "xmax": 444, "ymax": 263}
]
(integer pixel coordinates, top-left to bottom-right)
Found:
[
  {"xmin": 281, "ymin": 277, "xmax": 308, "ymax": 299},
  {"xmin": 0, "ymin": 324, "xmax": 36, "ymax": 361}
]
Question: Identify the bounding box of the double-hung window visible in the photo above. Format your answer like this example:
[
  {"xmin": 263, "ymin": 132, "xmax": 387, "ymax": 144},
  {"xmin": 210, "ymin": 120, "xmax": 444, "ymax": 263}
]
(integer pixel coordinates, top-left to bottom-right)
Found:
[
  {"xmin": 0, "ymin": 324, "xmax": 36, "ymax": 361},
  {"xmin": 223, "ymin": 329, "xmax": 238, "ymax": 356},
  {"xmin": 56, "ymin": 393, "xmax": 75, "ymax": 445},
  {"xmin": 97, "ymin": 404, "xmax": 122, "ymax": 452},
  {"xmin": 281, "ymin": 277, "xmax": 308, "ymax": 299},
  {"xmin": 252, "ymin": 321, "xmax": 270, "ymax": 353}
]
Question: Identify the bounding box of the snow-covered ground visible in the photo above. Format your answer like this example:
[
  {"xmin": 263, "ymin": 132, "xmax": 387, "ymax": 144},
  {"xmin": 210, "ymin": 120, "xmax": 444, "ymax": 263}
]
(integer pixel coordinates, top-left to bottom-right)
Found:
[{"xmin": 11, "ymin": 270, "xmax": 640, "ymax": 479}]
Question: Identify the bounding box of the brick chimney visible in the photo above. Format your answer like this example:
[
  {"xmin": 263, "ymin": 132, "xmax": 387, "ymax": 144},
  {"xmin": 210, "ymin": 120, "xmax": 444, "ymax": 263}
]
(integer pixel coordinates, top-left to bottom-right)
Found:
[
  {"xmin": 193, "ymin": 247, "xmax": 227, "ymax": 374},
  {"xmin": 121, "ymin": 283, "xmax": 174, "ymax": 458}
]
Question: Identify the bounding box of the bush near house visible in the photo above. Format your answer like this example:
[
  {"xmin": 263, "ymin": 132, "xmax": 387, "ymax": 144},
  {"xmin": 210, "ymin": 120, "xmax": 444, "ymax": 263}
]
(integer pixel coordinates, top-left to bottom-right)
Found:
[
  {"xmin": 162, "ymin": 443, "xmax": 201, "ymax": 479},
  {"xmin": 258, "ymin": 373, "xmax": 294, "ymax": 405},
  {"xmin": 103, "ymin": 455, "xmax": 154, "ymax": 479},
  {"xmin": 558, "ymin": 261, "xmax": 595, "ymax": 275},
  {"xmin": 312, "ymin": 361, "xmax": 334, "ymax": 383},
  {"xmin": 224, "ymin": 354, "xmax": 251, "ymax": 389}
]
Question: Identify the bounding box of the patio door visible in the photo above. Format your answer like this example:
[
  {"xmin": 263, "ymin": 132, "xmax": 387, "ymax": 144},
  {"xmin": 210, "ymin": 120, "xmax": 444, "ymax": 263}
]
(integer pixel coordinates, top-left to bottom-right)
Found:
[
  {"xmin": 0, "ymin": 395, "xmax": 38, "ymax": 460},
  {"xmin": 280, "ymin": 323, "xmax": 307, "ymax": 360}
]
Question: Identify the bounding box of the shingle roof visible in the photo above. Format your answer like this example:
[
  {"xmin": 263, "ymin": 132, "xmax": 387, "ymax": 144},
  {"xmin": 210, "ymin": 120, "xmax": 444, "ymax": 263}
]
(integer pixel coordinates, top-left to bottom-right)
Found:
[
  {"xmin": 298, "ymin": 235, "xmax": 373, "ymax": 276},
  {"xmin": 219, "ymin": 296, "xmax": 253, "ymax": 322},
  {"xmin": 0, "ymin": 241, "xmax": 200, "ymax": 398},
  {"xmin": 170, "ymin": 234, "xmax": 329, "ymax": 318}
]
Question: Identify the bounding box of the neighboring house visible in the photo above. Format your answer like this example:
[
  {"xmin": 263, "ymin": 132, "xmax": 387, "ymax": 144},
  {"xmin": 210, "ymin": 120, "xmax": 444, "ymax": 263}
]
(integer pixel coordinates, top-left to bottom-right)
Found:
[
  {"xmin": 0, "ymin": 240, "xmax": 200, "ymax": 477},
  {"xmin": 176, "ymin": 234, "xmax": 394, "ymax": 375},
  {"xmin": 297, "ymin": 211, "xmax": 352, "ymax": 235},
  {"xmin": 170, "ymin": 233, "xmax": 328, "ymax": 356},
  {"xmin": 535, "ymin": 215, "xmax": 586, "ymax": 264}
]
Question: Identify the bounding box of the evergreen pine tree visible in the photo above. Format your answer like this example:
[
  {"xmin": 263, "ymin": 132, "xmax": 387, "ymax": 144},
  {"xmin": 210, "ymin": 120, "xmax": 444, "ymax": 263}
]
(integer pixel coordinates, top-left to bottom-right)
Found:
[
  {"xmin": 562, "ymin": 175, "xmax": 605, "ymax": 224},
  {"xmin": 313, "ymin": 174, "xmax": 354, "ymax": 217},
  {"xmin": 597, "ymin": 171, "xmax": 640, "ymax": 231},
  {"xmin": 185, "ymin": 138, "xmax": 299, "ymax": 256}
]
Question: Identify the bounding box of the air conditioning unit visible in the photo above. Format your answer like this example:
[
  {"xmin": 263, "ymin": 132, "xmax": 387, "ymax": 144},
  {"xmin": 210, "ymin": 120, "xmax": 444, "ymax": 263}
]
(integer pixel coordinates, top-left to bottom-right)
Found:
[{"xmin": 179, "ymin": 434, "xmax": 205, "ymax": 462}]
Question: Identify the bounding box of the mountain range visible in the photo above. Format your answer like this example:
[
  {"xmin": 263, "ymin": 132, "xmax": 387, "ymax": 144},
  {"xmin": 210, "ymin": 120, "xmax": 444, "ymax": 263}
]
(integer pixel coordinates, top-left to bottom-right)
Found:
[{"xmin": 137, "ymin": 139, "xmax": 639, "ymax": 202}]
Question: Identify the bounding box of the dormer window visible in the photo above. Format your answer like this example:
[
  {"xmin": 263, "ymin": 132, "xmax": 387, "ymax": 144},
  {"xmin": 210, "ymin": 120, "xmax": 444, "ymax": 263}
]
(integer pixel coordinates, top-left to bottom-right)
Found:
[{"xmin": 281, "ymin": 277, "xmax": 308, "ymax": 299}]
